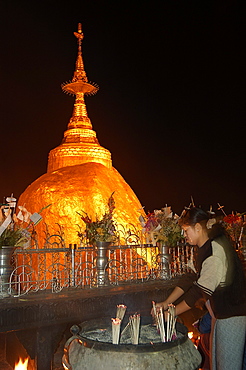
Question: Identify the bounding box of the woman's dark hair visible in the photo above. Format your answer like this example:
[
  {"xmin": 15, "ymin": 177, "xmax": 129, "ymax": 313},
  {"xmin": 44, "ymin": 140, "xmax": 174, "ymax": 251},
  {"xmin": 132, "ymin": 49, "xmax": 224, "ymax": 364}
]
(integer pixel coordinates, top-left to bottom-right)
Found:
[
  {"xmin": 179, "ymin": 207, "xmax": 209, "ymax": 227},
  {"xmin": 179, "ymin": 207, "xmax": 225, "ymax": 238}
]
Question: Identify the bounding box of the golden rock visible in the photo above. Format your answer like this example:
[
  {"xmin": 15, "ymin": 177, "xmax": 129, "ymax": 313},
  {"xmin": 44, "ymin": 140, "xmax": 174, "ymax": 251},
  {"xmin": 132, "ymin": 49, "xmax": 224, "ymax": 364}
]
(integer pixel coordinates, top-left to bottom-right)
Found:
[{"xmin": 19, "ymin": 163, "xmax": 144, "ymax": 245}]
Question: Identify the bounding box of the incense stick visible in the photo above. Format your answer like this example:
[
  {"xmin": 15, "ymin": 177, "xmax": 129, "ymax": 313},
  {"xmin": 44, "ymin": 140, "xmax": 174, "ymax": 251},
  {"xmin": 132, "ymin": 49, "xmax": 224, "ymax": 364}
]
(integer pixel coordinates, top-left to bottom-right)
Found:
[
  {"xmin": 152, "ymin": 301, "xmax": 166, "ymax": 342},
  {"xmin": 152, "ymin": 301, "xmax": 159, "ymax": 330},
  {"xmin": 120, "ymin": 321, "xmax": 130, "ymax": 337},
  {"xmin": 129, "ymin": 314, "xmax": 140, "ymax": 345},
  {"xmin": 170, "ymin": 316, "xmax": 177, "ymax": 340},
  {"xmin": 116, "ymin": 304, "xmax": 127, "ymax": 321},
  {"xmin": 167, "ymin": 304, "xmax": 176, "ymax": 341},
  {"xmin": 166, "ymin": 311, "xmax": 170, "ymax": 341},
  {"xmin": 111, "ymin": 318, "xmax": 121, "ymax": 344},
  {"xmin": 158, "ymin": 308, "xmax": 166, "ymax": 342},
  {"xmin": 120, "ymin": 311, "xmax": 138, "ymax": 337}
]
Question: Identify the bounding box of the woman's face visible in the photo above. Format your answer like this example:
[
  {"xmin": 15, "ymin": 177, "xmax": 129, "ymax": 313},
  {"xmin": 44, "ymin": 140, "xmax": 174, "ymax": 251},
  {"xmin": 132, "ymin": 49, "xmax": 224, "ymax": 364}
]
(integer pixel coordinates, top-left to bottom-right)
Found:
[{"xmin": 182, "ymin": 224, "xmax": 200, "ymax": 246}]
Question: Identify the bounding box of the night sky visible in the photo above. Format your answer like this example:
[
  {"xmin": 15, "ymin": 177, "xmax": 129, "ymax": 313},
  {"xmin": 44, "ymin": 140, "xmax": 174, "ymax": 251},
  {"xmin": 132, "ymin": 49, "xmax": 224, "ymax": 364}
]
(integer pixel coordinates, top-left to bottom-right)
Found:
[{"xmin": 1, "ymin": 1, "xmax": 246, "ymax": 215}]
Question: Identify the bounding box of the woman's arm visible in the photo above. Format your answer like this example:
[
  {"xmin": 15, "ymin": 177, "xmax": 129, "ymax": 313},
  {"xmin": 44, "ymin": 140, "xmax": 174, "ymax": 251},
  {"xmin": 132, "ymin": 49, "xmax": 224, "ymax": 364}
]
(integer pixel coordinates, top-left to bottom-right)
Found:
[
  {"xmin": 152, "ymin": 287, "xmax": 191, "ymax": 319},
  {"xmin": 153, "ymin": 286, "xmax": 185, "ymax": 312},
  {"xmin": 173, "ymin": 300, "xmax": 191, "ymax": 316}
]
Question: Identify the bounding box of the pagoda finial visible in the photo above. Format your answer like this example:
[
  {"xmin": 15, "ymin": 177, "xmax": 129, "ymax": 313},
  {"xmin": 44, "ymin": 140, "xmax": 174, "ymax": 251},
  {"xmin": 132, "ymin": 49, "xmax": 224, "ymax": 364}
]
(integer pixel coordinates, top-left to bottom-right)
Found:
[
  {"xmin": 72, "ymin": 23, "xmax": 87, "ymax": 83},
  {"xmin": 61, "ymin": 23, "xmax": 98, "ymax": 95}
]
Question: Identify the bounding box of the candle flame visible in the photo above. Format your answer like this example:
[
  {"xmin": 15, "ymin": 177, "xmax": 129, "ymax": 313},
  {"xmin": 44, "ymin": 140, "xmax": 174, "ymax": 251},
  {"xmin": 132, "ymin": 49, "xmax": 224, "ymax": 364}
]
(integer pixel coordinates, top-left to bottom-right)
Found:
[
  {"xmin": 188, "ymin": 331, "xmax": 193, "ymax": 339},
  {"xmin": 111, "ymin": 317, "xmax": 121, "ymax": 325},
  {"xmin": 188, "ymin": 331, "xmax": 200, "ymax": 349},
  {"xmin": 14, "ymin": 357, "xmax": 28, "ymax": 370}
]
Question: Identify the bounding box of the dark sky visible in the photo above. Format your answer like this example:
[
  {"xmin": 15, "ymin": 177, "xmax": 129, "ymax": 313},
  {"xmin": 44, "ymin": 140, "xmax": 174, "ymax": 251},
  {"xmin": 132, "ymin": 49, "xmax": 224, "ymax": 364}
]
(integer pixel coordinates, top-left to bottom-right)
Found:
[{"xmin": 1, "ymin": 1, "xmax": 246, "ymax": 215}]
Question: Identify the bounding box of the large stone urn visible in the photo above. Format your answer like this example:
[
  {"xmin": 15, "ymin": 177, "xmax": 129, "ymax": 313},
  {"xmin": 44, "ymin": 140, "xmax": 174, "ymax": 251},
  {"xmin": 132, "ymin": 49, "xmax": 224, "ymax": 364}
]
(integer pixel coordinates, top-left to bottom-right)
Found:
[{"xmin": 62, "ymin": 317, "xmax": 202, "ymax": 370}]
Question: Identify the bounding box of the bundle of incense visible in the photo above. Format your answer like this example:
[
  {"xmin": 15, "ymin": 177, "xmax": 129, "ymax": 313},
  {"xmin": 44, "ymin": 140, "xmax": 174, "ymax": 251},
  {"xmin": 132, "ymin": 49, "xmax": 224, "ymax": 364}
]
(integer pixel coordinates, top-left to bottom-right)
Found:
[
  {"xmin": 129, "ymin": 314, "xmax": 140, "ymax": 345},
  {"xmin": 170, "ymin": 316, "xmax": 177, "ymax": 340},
  {"xmin": 166, "ymin": 304, "xmax": 176, "ymax": 341},
  {"xmin": 116, "ymin": 304, "xmax": 127, "ymax": 321},
  {"xmin": 157, "ymin": 307, "xmax": 166, "ymax": 342},
  {"xmin": 120, "ymin": 312, "xmax": 138, "ymax": 337},
  {"xmin": 152, "ymin": 301, "xmax": 166, "ymax": 341},
  {"xmin": 152, "ymin": 301, "xmax": 159, "ymax": 330},
  {"xmin": 120, "ymin": 321, "xmax": 130, "ymax": 337},
  {"xmin": 111, "ymin": 318, "xmax": 121, "ymax": 344}
]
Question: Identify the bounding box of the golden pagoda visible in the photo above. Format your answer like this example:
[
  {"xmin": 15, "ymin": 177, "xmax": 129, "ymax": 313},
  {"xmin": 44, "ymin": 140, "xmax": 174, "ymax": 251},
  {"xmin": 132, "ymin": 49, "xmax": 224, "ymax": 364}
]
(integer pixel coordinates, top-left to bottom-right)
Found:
[
  {"xmin": 48, "ymin": 23, "xmax": 111, "ymax": 172},
  {"xmin": 19, "ymin": 24, "xmax": 146, "ymax": 245}
]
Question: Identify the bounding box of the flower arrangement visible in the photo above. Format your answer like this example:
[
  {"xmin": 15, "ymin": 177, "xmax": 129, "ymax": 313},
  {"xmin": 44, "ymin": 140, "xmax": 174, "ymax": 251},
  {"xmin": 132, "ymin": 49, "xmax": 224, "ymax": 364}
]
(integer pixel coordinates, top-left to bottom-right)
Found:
[
  {"xmin": 222, "ymin": 212, "xmax": 245, "ymax": 248},
  {"xmin": 0, "ymin": 224, "xmax": 31, "ymax": 249},
  {"xmin": 0, "ymin": 196, "xmax": 31, "ymax": 249},
  {"xmin": 0, "ymin": 195, "xmax": 47, "ymax": 249},
  {"xmin": 78, "ymin": 193, "xmax": 118, "ymax": 245},
  {"xmin": 144, "ymin": 206, "xmax": 183, "ymax": 246}
]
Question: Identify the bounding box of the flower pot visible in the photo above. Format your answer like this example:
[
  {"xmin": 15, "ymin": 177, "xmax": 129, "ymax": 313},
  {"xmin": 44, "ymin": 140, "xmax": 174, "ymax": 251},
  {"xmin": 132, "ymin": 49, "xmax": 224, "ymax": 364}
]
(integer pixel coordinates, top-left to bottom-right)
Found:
[
  {"xmin": 0, "ymin": 246, "xmax": 15, "ymax": 297},
  {"xmin": 95, "ymin": 241, "xmax": 111, "ymax": 286}
]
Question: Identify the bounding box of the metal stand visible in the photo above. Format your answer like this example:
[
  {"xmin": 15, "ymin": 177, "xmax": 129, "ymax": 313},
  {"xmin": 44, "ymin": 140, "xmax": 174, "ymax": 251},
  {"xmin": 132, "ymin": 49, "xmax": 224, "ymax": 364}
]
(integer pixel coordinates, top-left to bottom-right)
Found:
[
  {"xmin": 95, "ymin": 241, "xmax": 110, "ymax": 286},
  {"xmin": 157, "ymin": 243, "xmax": 171, "ymax": 279},
  {"xmin": 0, "ymin": 246, "xmax": 15, "ymax": 298}
]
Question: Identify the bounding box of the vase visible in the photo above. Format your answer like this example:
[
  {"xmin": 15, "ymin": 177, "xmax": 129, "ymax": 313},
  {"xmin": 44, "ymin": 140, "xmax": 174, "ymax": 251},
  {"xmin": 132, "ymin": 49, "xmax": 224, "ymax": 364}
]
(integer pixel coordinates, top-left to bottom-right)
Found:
[
  {"xmin": 95, "ymin": 241, "xmax": 111, "ymax": 286},
  {"xmin": 0, "ymin": 246, "xmax": 15, "ymax": 297},
  {"xmin": 156, "ymin": 242, "xmax": 171, "ymax": 279}
]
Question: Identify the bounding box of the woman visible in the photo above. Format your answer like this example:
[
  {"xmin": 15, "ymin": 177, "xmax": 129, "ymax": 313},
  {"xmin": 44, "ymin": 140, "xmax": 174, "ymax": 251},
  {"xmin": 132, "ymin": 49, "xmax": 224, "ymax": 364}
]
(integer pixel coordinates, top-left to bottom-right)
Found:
[{"xmin": 153, "ymin": 207, "xmax": 246, "ymax": 370}]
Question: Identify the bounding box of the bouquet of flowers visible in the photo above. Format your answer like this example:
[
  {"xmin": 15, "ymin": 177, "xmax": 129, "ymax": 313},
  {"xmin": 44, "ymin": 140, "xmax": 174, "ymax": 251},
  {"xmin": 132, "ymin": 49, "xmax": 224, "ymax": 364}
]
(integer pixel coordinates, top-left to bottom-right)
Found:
[
  {"xmin": 222, "ymin": 212, "xmax": 245, "ymax": 248},
  {"xmin": 0, "ymin": 195, "xmax": 47, "ymax": 249},
  {"xmin": 0, "ymin": 224, "xmax": 31, "ymax": 249},
  {"xmin": 144, "ymin": 206, "xmax": 182, "ymax": 246},
  {"xmin": 0, "ymin": 196, "xmax": 31, "ymax": 248},
  {"xmin": 78, "ymin": 193, "xmax": 118, "ymax": 245}
]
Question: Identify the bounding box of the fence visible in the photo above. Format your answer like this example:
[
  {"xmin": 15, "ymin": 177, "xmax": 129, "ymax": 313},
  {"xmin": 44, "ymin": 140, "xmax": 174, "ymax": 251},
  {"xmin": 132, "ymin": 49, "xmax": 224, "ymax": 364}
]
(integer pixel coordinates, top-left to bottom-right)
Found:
[{"xmin": 0, "ymin": 237, "xmax": 194, "ymax": 298}]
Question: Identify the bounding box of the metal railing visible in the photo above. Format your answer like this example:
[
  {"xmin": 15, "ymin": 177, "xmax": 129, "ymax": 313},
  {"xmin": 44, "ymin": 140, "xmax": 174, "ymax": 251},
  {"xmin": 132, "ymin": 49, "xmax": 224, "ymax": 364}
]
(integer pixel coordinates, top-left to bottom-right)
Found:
[{"xmin": 0, "ymin": 239, "xmax": 194, "ymax": 298}]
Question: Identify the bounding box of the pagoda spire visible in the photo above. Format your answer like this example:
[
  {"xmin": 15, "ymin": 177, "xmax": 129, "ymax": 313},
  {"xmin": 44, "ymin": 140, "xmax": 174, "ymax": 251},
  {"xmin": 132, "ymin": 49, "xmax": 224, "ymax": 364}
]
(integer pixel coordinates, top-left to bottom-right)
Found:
[
  {"xmin": 61, "ymin": 23, "xmax": 98, "ymax": 131},
  {"xmin": 47, "ymin": 24, "xmax": 111, "ymax": 173},
  {"xmin": 62, "ymin": 23, "xmax": 98, "ymax": 95}
]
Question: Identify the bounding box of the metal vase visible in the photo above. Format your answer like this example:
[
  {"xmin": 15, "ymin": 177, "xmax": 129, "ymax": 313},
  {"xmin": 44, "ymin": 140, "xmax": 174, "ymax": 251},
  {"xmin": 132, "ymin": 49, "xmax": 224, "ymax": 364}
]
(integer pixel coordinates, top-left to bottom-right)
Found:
[
  {"xmin": 0, "ymin": 246, "xmax": 15, "ymax": 297},
  {"xmin": 156, "ymin": 242, "xmax": 171, "ymax": 279},
  {"xmin": 95, "ymin": 241, "xmax": 110, "ymax": 286}
]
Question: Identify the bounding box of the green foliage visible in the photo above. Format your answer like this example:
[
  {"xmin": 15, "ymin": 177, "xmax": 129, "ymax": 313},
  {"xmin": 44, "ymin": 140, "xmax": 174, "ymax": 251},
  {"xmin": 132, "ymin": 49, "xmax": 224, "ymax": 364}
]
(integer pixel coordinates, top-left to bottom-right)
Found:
[
  {"xmin": 145, "ymin": 206, "xmax": 183, "ymax": 247},
  {"xmin": 0, "ymin": 226, "xmax": 30, "ymax": 248},
  {"xmin": 78, "ymin": 193, "xmax": 118, "ymax": 245}
]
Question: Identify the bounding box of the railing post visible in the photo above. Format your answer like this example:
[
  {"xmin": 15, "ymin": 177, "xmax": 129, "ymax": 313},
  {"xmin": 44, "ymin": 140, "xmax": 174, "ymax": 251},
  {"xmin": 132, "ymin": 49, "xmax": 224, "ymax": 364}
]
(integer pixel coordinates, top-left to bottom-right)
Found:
[
  {"xmin": 70, "ymin": 244, "xmax": 76, "ymax": 287},
  {"xmin": 95, "ymin": 241, "xmax": 110, "ymax": 286},
  {"xmin": 156, "ymin": 242, "xmax": 171, "ymax": 279}
]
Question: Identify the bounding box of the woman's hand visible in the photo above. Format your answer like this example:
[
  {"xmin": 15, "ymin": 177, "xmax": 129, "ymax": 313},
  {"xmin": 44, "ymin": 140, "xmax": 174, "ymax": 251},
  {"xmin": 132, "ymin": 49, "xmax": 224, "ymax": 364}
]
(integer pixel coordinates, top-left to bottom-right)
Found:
[
  {"xmin": 151, "ymin": 300, "xmax": 169, "ymax": 317},
  {"xmin": 151, "ymin": 287, "xmax": 186, "ymax": 319}
]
